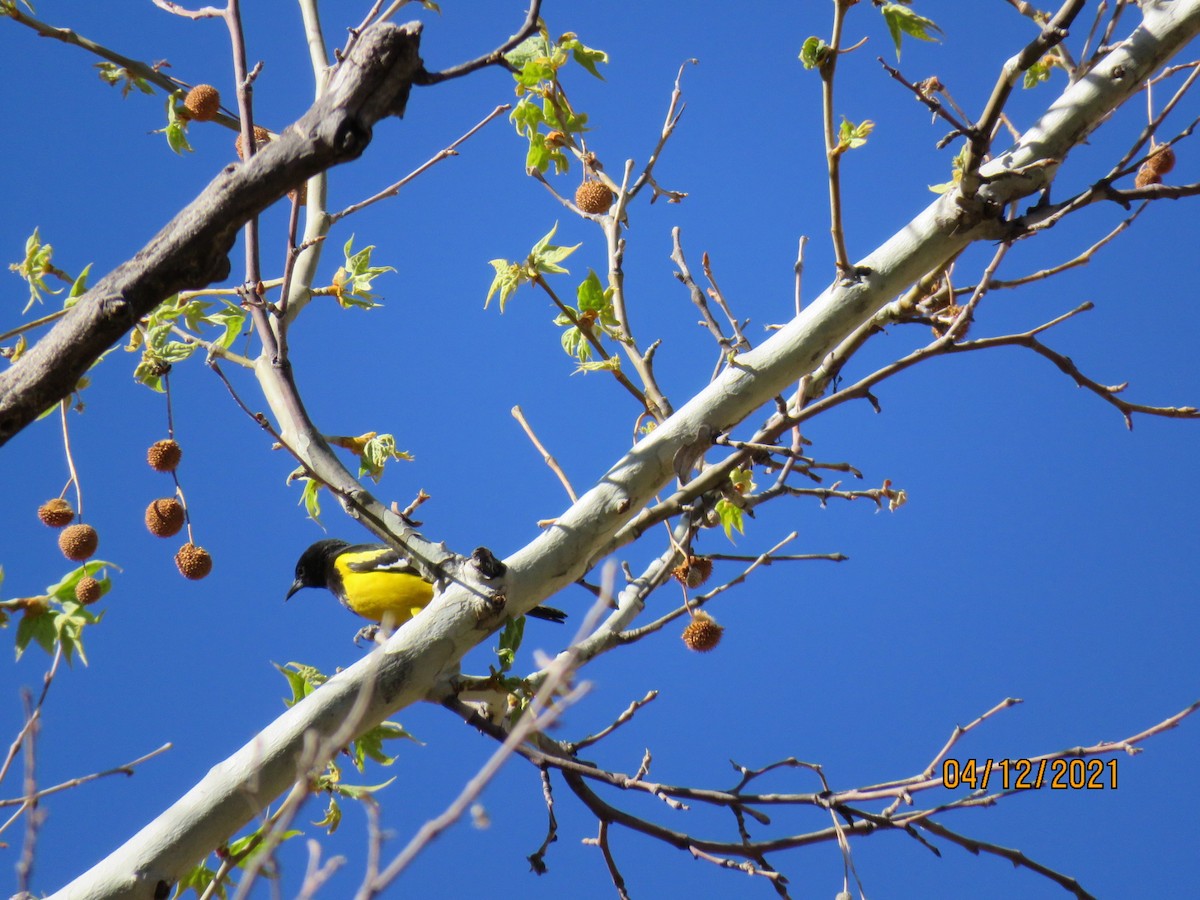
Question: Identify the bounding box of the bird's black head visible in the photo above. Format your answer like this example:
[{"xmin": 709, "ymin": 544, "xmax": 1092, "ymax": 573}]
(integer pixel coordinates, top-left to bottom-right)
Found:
[{"xmin": 286, "ymin": 538, "xmax": 348, "ymax": 600}]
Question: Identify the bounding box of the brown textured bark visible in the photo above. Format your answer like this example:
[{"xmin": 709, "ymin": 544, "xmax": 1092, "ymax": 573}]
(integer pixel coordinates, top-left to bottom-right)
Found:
[{"xmin": 0, "ymin": 21, "xmax": 423, "ymax": 447}]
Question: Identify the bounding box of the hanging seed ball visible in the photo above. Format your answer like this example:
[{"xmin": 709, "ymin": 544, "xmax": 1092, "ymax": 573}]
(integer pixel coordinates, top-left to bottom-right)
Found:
[
  {"xmin": 147, "ymin": 439, "xmax": 182, "ymax": 473},
  {"xmin": 38, "ymin": 498, "xmax": 75, "ymax": 528},
  {"xmin": 681, "ymin": 611, "xmax": 724, "ymax": 652},
  {"xmin": 234, "ymin": 125, "xmax": 272, "ymax": 160},
  {"xmin": 575, "ymin": 180, "xmax": 613, "ymax": 214},
  {"xmin": 672, "ymin": 555, "xmax": 714, "ymax": 589},
  {"xmin": 1134, "ymin": 164, "xmax": 1162, "ymax": 189},
  {"xmin": 75, "ymin": 576, "xmax": 102, "ymax": 605},
  {"xmin": 145, "ymin": 498, "xmax": 185, "ymax": 538},
  {"xmin": 59, "ymin": 524, "xmax": 99, "ymax": 562},
  {"xmin": 175, "ymin": 543, "xmax": 213, "ymax": 580},
  {"xmin": 1146, "ymin": 143, "xmax": 1176, "ymax": 176},
  {"xmin": 183, "ymin": 84, "xmax": 221, "ymax": 122}
]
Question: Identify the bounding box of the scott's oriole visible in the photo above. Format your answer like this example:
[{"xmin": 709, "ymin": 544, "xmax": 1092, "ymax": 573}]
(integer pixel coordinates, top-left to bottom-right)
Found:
[{"xmin": 286, "ymin": 539, "xmax": 567, "ymax": 626}]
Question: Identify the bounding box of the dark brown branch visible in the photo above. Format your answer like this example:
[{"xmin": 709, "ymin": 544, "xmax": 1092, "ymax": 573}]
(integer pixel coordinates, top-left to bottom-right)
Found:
[
  {"xmin": 0, "ymin": 22, "xmax": 425, "ymax": 447},
  {"xmin": 414, "ymin": 0, "xmax": 541, "ymax": 85}
]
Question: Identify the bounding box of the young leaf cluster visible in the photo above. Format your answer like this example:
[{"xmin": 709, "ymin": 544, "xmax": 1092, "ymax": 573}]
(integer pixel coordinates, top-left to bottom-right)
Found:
[
  {"xmin": 556, "ymin": 268, "xmax": 620, "ymax": 364},
  {"xmin": 506, "ymin": 26, "xmax": 607, "ymax": 174},
  {"xmin": 8, "ymin": 228, "xmax": 90, "ymax": 314},
  {"xmin": 327, "ymin": 236, "xmax": 395, "ymax": 310},
  {"xmin": 6, "ymin": 561, "xmax": 113, "ymax": 664},
  {"xmin": 94, "ymin": 61, "xmax": 155, "ymax": 99},
  {"xmin": 714, "ymin": 467, "xmax": 755, "ymax": 541},
  {"xmin": 878, "ymin": 1, "xmax": 942, "ymax": 59},
  {"xmin": 127, "ymin": 294, "xmax": 247, "ymax": 391},
  {"xmin": 486, "ymin": 222, "xmax": 580, "ymax": 311}
]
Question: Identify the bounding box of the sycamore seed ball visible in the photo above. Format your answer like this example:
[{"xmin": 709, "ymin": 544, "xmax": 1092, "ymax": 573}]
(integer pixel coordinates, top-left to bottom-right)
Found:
[
  {"xmin": 145, "ymin": 498, "xmax": 185, "ymax": 538},
  {"xmin": 1135, "ymin": 165, "xmax": 1162, "ymax": 189},
  {"xmin": 184, "ymin": 84, "xmax": 221, "ymax": 121},
  {"xmin": 59, "ymin": 524, "xmax": 99, "ymax": 562},
  {"xmin": 681, "ymin": 611, "xmax": 724, "ymax": 652},
  {"xmin": 235, "ymin": 125, "xmax": 272, "ymax": 160},
  {"xmin": 575, "ymin": 180, "xmax": 613, "ymax": 214},
  {"xmin": 672, "ymin": 555, "xmax": 713, "ymax": 589},
  {"xmin": 75, "ymin": 576, "xmax": 102, "ymax": 605},
  {"xmin": 147, "ymin": 439, "xmax": 182, "ymax": 473},
  {"xmin": 1147, "ymin": 143, "xmax": 1176, "ymax": 176},
  {"xmin": 175, "ymin": 543, "xmax": 213, "ymax": 580},
  {"xmin": 38, "ymin": 498, "xmax": 75, "ymax": 528}
]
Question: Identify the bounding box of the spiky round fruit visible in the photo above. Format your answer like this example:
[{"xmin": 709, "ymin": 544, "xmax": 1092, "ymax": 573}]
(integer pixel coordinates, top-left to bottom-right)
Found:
[
  {"xmin": 175, "ymin": 543, "xmax": 212, "ymax": 580},
  {"xmin": 672, "ymin": 555, "xmax": 713, "ymax": 589},
  {"xmin": 1146, "ymin": 143, "xmax": 1176, "ymax": 176},
  {"xmin": 681, "ymin": 611, "xmax": 723, "ymax": 652},
  {"xmin": 38, "ymin": 498, "xmax": 75, "ymax": 528},
  {"xmin": 575, "ymin": 180, "xmax": 613, "ymax": 214},
  {"xmin": 75, "ymin": 576, "xmax": 102, "ymax": 605},
  {"xmin": 147, "ymin": 439, "xmax": 182, "ymax": 473},
  {"xmin": 234, "ymin": 125, "xmax": 272, "ymax": 160},
  {"xmin": 183, "ymin": 84, "xmax": 221, "ymax": 122},
  {"xmin": 59, "ymin": 524, "xmax": 99, "ymax": 562},
  {"xmin": 145, "ymin": 498, "xmax": 185, "ymax": 538},
  {"xmin": 1135, "ymin": 165, "xmax": 1162, "ymax": 189}
]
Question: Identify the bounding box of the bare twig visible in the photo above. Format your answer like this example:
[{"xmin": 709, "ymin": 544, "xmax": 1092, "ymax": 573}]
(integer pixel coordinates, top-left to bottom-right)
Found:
[
  {"xmin": 512, "ymin": 405, "xmax": 579, "ymax": 503},
  {"xmin": 330, "ymin": 104, "xmax": 510, "ymax": 223}
]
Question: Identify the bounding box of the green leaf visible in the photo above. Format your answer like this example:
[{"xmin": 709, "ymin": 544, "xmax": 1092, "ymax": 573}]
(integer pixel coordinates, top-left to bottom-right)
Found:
[
  {"xmin": 10, "ymin": 227, "xmax": 63, "ymax": 313},
  {"xmin": 94, "ymin": 62, "xmax": 154, "ymax": 98},
  {"xmin": 15, "ymin": 607, "xmax": 56, "ymax": 661},
  {"xmin": 207, "ymin": 304, "xmax": 247, "ymax": 351},
  {"xmin": 332, "ymin": 776, "xmax": 397, "ymax": 801},
  {"xmin": 173, "ymin": 862, "xmax": 222, "ymax": 900},
  {"xmin": 529, "ymin": 222, "xmax": 580, "ymax": 275},
  {"xmin": 64, "ymin": 263, "xmax": 92, "ymax": 308},
  {"xmin": 313, "ymin": 795, "xmax": 342, "ymax": 834},
  {"xmin": 575, "ymin": 357, "xmax": 620, "ymax": 373},
  {"xmin": 357, "ymin": 433, "xmax": 413, "ymax": 483},
  {"xmin": 880, "ymin": 3, "xmax": 942, "ymax": 60},
  {"xmin": 276, "ymin": 661, "xmax": 328, "ymax": 707},
  {"xmin": 510, "ymin": 97, "xmax": 546, "ymax": 138},
  {"xmin": 836, "ymin": 116, "xmax": 875, "ymax": 153},
  {"xmin": 561, "ymin": 35, "xmax": 608, "ymax": 80},
  {"xmin": 162, "ymin": 94, "xmax": 193, "ymax": 154},
  {"xmin": 799, "ymin": 36, "xmax": 831, "ymax": 69},
  {"xmin": 45, "ymin": 561, "xmax": 117, "ymax": 604},
  {"xmin": 928, "ymin": 142, "xmax": 968, "ymax": 194},
  {"xmin": 485, "ymin": 259, "xmax": 527, "ymax": 311},
  {"xmin": 497, "ymin": 615, "xmax": 525, "ymax": 672},
  {"xmin": 504, "ymin": 33, "xmax": 554, "ymax": 71},
  {"xmin": 300, "ymin": 477, "xmax": 323, "ymax": 524},
  {"xmin": 350, "ymin": 720, "xmax": 419, "ymax": 771},
  {"xmin": 576, "ymin": 269, "xmax": 607, "ymax": 312},
  {"xmin": 525, "ymin": 131, "xmax": 553, "ymax": 173},
  {"xmin": 714, "ymin": 498, "xmax": 744, "ymax": 542},
  {"xmin": 333, "ymin": 236, "xmax": 395, "ymax": 309}
]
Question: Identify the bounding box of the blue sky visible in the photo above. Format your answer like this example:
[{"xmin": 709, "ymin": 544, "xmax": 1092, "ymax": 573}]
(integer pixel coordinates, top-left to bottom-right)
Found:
[{"xmin": 1, "ymin": 2, "xmax": 1198, "ymax": 898}]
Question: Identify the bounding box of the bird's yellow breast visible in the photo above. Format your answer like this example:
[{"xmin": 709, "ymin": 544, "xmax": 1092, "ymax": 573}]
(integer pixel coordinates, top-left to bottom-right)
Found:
[{"xmin": 332, "ymin": 559, "xmax": 434, "ymax": 626}]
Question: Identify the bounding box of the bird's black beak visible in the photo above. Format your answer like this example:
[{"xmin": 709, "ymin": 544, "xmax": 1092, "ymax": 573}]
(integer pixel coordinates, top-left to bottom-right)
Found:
[{"xmin": 285, "ymin": 579, "xmax": 304, "ymax": 602}]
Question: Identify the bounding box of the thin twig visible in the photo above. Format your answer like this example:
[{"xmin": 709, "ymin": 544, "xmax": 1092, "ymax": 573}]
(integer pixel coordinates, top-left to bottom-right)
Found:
[
  {"xmin": 512, "ymin": 405, "xmax": 578, "ymax": 502},
  {"xmin": 330, "ymin": 105, "xmax": 510, "ymax": 223}
]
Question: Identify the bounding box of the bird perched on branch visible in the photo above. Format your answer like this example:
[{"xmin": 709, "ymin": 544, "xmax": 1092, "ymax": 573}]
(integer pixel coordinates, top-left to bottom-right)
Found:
[{"xmin": 286, "ymin": 538, "xmax": 567, "ymax": 628}]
